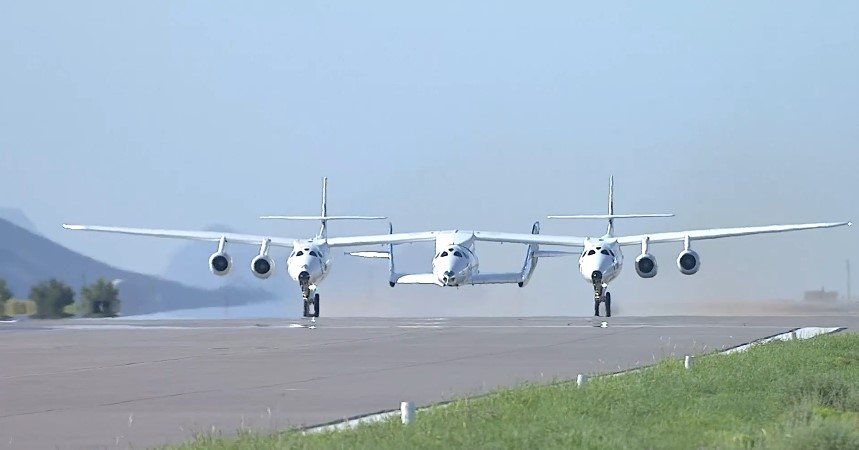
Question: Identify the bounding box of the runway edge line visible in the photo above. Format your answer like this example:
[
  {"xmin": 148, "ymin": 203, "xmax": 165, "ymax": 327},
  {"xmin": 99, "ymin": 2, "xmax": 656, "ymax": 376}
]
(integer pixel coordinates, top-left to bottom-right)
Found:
[{"xmin": 301, "ymin": 326, "xmax": 845, "ymax": 435}]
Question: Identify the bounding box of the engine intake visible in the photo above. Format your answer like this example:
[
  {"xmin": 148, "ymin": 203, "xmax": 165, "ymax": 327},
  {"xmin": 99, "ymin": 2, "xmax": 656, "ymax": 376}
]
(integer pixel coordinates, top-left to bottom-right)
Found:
[
  {"xmin": 208, "ymin": 252, "xmax": 232, "ymax": 276},
  {"xmin": 676, "ymin": 249, "xmax": 700, "ymax": 275},
  {"xmin": 635, "ymin": 253, "xmax": 658, "ymax": 278},
  {"xmin": 251, "ymin": 254, "xmax": 275, "ymax": 279}
]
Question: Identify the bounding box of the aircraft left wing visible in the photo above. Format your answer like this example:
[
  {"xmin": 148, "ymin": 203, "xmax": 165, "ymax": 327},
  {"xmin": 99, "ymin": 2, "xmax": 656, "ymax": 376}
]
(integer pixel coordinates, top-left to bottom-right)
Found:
[
  {"xmin": 62, "ymin": 224, "xmax": 300, "ymax": 247},
  {"xmin": 613, "ymin": 221, "xmax": 852, "ymax": 246}
]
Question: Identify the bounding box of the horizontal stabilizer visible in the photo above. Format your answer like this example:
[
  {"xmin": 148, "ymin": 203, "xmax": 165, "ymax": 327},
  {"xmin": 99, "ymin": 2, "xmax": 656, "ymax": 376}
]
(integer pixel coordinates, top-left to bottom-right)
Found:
[
  {"xmin": 394, "ymin": 273, "xmax": 442, "ymax": 285},
  {"xmin": 533, "ymin": 250, "xmax": 579, "ymax": 257},
  {"xmin": 469, "ymin": 272, "xmax": 527, "ymax": 285},
  {"xmin": 345, "ymin": 251, "xmax": 390, "ymax": 258},
  {"xmin": 547, "ymin": 214, "xmax": 674, "ymax": 219},
  {"xmin": 260, "ymin": 215, "xmax": 387, "ymax": 220}
]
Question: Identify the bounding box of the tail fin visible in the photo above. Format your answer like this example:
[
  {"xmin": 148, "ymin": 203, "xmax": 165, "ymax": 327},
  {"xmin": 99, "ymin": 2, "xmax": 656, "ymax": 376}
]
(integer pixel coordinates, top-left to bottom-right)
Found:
[
  {"xmin": 517, "ymin": 221, "xmax": 541, "ymax": 287},
  {"xmin": 259, "ymin": 177, "xmax": 386, "ymax": 239},
  {"xmin": 343, "ymin": 222, "xmax": 399, "ymax": 286},
  {"xmin": 547, "ymin": 176, "xmax": 673, "ymax": 237}
]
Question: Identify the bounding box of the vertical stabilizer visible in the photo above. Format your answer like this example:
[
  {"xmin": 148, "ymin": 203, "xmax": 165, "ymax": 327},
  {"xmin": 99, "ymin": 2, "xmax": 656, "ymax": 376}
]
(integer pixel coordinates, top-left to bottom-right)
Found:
[
  {"xmin": 606, "ymin": 175, "xmax": 615, "ymax": 236},
  {"xmin": 319, "ymin": 177, "xmax": 329, "ymax": 239},
  {"xmin": 258, "ymin": 176, "xmax": 387, "ymax": 238}
]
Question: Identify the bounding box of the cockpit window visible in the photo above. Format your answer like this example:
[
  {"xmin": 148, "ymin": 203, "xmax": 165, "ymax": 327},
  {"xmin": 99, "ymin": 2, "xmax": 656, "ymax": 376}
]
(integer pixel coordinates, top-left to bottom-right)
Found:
[
  {"xmin": 600, "ymin": 249, "xmax": 610, "ymax": 255},
  {"xmin": 454, "ymin": 251, "xmax": 463, "ymax": 257},
  {"xmin": 309, "ymin": 251, "xmax": 318, "ymax": 257},
  {"xmin": 440, "ymin": 251, "xmax": 449, "ymax": 257},
  {"xmin": 296, "ymin": 251, "xmax": 304, "ymax": 256},
  {"xmin": 587, "ymin": 249, "xmax": 596, "ymax": 256}
]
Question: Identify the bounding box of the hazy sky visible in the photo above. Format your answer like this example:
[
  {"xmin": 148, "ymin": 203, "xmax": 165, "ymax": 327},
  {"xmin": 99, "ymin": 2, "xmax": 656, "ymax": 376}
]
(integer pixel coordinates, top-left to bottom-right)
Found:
[{"xmin": 2, "ymin": 1, "xmax": 858, "ymax": 314}]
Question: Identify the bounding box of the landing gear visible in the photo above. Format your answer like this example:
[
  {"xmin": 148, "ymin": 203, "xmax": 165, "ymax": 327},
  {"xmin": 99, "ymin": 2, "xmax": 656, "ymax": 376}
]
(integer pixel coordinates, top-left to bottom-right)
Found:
[
  {"xmin": 591, "ymin": 270, "xmax": 611, "ymax": 317},
  {"xmin": 593, "ymin": 291, "xmax": 612, "ymax": 317},
  {"xmin": 302, "ymin": 293, "xmax": 320, "ymax": 319},
  {"xmin": 299, "ymin": 271, "xmax": 319, "ymax": 319}
]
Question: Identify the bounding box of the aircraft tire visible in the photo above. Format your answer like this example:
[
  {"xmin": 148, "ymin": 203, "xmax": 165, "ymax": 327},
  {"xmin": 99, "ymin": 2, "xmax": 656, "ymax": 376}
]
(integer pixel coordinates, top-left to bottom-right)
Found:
[
  {"xmin": 303, "ymin": 299, "xmax": 310, "ymax": 318},
  {"xmin": 605, "ymin": 292, "xmax": 612, "ymax": 317},
  {"xmin": 594, "ymin": 299, "xmax": 600, "ymax": 317},
  {"xmin": 313, "ymin": 293, "xmax": 320, "ymax": 318}
]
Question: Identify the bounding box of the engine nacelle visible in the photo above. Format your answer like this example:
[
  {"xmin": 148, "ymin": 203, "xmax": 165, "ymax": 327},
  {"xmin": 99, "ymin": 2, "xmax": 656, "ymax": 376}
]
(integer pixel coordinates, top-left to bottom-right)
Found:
[
  {"xmin": 208, "ymin": 252, "xmax": 232, "ymax": 276},
  {"xmin": 635, "ymin": 253, "xmax": 658, "ymax": 278},
  {"xmin": 250, "ymin": 254, "xmax": 275, "ymax": 279},
  {"xmin": 676, "ymin": 249, "xmax": 700, "ymax": 275}
]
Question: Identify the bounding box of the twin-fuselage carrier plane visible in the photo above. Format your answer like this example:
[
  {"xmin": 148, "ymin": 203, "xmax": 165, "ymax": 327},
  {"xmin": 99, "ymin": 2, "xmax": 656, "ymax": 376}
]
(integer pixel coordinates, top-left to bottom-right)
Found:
[{"xmin": 63, "ymin": 177, "xmax": 851, "ymax": 319}]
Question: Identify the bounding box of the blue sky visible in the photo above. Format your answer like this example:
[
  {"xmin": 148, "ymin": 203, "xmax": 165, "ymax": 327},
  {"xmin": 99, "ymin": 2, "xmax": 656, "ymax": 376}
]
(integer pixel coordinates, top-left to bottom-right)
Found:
[{"xmin": 2, "ymin": 1, "xmax": 857, "ymax": 314}]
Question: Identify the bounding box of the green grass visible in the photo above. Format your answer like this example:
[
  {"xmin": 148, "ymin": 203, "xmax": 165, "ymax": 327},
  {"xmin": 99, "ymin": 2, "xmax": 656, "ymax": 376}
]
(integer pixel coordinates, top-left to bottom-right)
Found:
[
  {"xmin": 164, "ymin": 332, "xmax": 859, "ymax": 450},
  {"xmin": 2, "ymin": 298, "xmax": 78, "ymax": 317}
]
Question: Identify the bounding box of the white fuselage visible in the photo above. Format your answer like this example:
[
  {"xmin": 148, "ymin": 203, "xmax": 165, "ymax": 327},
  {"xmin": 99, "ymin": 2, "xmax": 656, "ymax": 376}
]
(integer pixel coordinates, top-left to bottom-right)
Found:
[
  {"xmin": 577, "ymin": 237, "xmax": 624, "ymax": 285},
  {"xmin": 430, "ymin": 232, "xmax": 480, "ymax": 286},
  {"xmin": 286, "ymin": 241, "xmax": 331, "ymax": 287}
]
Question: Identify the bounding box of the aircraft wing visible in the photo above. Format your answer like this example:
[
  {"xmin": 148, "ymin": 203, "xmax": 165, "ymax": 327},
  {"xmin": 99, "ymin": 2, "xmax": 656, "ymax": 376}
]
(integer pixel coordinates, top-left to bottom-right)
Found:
[
  {"xmin": 325, "ymin": 231, "xmax": 439, "ymax": 247},
  {"xmin": 613, "ymin": 221, "xmax": 852, "ymax": 246},
  {"xmin": 62, "ymin": 224, "xmax": 300, "ymax": 247},
  {"xmin": 471, "ymin": 231, "xmax": 588, "ymax": 247}
]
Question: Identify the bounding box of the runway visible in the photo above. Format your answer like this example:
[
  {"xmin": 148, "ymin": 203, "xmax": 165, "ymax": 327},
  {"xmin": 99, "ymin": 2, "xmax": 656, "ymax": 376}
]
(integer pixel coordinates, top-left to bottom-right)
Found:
[{"xmin": 2, "ymin": 315, "xmax": 858, "ymax": 450}]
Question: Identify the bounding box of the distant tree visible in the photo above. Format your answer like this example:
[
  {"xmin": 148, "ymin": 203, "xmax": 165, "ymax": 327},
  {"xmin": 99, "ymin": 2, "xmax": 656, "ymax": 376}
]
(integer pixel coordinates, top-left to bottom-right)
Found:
[
  {"xmin": 81, "ymin": 278, "xmax": 121, "ymax": 317},
  {"xmin": 0, "ymin": 277, "xmax": 12, "ymax": 318},
  {"xmin": 29, "ymin": 279, "xmax": 75, "ymax": 319}
]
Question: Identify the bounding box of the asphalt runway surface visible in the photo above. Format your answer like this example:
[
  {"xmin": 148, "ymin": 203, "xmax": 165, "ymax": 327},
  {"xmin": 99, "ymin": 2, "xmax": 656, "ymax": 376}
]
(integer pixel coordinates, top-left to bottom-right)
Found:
[{"xmin": 2, "ymin": 314, "xmax": 859, "ymax": 450}]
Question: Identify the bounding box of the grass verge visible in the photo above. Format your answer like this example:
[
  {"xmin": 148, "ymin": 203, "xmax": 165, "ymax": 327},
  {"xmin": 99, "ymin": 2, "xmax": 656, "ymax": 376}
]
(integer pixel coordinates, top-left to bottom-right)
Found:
[{"xmin": 164, "ymin": 332, "xmax": 859, "ymax": 450}]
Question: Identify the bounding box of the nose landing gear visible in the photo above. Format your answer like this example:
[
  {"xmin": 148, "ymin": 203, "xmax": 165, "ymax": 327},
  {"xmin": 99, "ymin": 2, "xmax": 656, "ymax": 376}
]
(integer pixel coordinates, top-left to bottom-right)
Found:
[
  {"xmin": 591, "ymin": 271, "xmax": 611, "ymax": 317},
  {"xmin": 299, "ymin": 271, "xmax": 320, "ymax": 320}
]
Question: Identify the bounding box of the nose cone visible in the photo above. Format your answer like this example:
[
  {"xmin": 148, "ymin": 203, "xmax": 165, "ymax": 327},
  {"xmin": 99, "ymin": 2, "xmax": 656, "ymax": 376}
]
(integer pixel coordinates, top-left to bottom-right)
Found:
[
  {"xmin": 435, "ymin": 257, "xmax": 467, "ymax": 286},
  {"xmin": 289, "ymin": 256, "xmax": 319, "ymax": 282},
  {"xmin": 583, "ymin": 255, "xmax": 614, "ymax": 282}
]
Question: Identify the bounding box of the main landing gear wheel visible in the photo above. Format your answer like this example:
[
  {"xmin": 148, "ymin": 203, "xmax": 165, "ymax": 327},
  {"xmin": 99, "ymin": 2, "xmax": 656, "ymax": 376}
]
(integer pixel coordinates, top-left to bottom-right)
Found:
[{"xmin": 604, "ymin": 292, "xmax": 611, "ymax": 317}]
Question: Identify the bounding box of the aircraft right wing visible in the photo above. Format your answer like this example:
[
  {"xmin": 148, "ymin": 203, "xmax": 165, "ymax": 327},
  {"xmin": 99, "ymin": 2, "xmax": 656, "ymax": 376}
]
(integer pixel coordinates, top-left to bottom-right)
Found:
[
  {"xmin": 62, "ymin": 224, "xmax": 301, "ymax": 247},
  {"xmin": 61, "ymin": 224, "xmax": 440, "ymax": 249}
]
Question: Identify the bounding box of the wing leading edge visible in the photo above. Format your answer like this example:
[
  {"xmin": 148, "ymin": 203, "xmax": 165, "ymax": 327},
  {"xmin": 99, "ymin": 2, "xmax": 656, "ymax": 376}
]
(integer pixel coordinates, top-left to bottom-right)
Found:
[
  {"xmin": 62, "ymin": 224, "xmax": 301, "ymax": 247},
  {"xmin": 613, "ymin": 221, "xmax": 852, "ymax": 246},
  {"xmin": 466, "ymin": 221, "xmax": 851, "ymax": 248},
  {"xmin": 61, "ymin": 224, "xmax": 441, "ymax": 249}
]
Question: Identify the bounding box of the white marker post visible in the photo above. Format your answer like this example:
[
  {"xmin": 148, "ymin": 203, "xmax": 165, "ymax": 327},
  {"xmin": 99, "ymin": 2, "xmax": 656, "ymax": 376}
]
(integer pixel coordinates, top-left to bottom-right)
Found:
[
  {"xmin": 577, "ymin": 374, "xmax": 587, "ymax": 387},
  {"xmin": 684, "ymin": 355, "xmax": 694, "ymax": 370},
  {"xmin": 401, "ymin": 401, "xmax": 415, "ymax": 425}
]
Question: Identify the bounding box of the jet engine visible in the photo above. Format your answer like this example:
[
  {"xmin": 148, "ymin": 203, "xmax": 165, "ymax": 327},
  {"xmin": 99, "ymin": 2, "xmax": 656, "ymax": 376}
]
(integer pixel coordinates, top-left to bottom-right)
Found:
[
  {"xmin": 634, "ymin": 253, "xmax": 658, "ymax": 278},
  {"xmin": 208, "ymin": 252, "xmax": 232, "ymax": 276},
  {"xmin": 676, "ymin": 249, "xmax": 700, "ymax": 275},
  {"xmin": 251, "ymin": 254, "xmax": 274, "ymax": 279}
]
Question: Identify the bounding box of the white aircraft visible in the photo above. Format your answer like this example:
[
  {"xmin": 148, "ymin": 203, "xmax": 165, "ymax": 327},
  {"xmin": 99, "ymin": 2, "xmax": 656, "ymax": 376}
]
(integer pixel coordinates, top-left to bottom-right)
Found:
[
  {"xmin": 62, "ymin": 177, "xmax": 392, "ymax": 319},
  {"xmin": 340, "ymin": 176, "xmax": 852, "ymax": 317}
]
